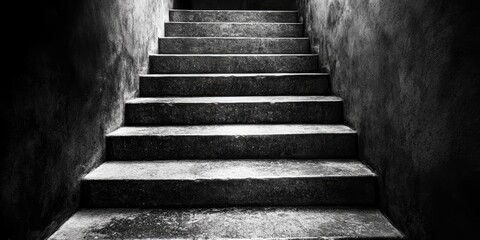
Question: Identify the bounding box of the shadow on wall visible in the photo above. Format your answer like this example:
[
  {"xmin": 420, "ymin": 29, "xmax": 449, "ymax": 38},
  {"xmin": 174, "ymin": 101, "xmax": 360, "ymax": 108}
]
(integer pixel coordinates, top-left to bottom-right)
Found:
[
  {"xmin": 1, "ymin": 0, "xmax": 173, "ymax": 239},
  {"xmin": 296, "ymin": 0, "xmax": 480, "ymax": 239}
]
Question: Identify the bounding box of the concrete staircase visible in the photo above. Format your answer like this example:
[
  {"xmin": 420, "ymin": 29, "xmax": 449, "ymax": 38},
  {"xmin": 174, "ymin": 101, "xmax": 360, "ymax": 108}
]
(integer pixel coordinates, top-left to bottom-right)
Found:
[{"xmin": 50, "ymin": 7, "xmax": 405, "ymax": 240}]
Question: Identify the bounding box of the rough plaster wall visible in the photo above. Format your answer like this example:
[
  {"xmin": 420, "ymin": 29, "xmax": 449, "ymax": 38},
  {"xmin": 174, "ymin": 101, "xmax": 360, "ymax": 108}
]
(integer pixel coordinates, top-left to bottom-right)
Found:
[
  {"xmin": 296, "ymin": 0, "xmax": 480, "ymax": 239},
  {"xmin": 0, "ymin": 0, "xmax": 173, "ymax": 239}
]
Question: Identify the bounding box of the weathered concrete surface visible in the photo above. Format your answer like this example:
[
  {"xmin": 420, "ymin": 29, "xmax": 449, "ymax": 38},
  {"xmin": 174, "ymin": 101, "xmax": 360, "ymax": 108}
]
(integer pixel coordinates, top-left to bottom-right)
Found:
[
  {"xmin": 177, "ymin": 0, "xmax": 297, "ymax": 10},
  {"xmin": 165, "ymin": 22, "xmax": 303, "ymax": 37},
  {"xmin": 87, "ymin": 160, "xmax": 374, "ymax": 179},
  {"xmin": 125, "ymin": 96, "xmax": 343, "ymax": 125},
  {"xmin": 1, "ymin": 1, "xmax": 173, "ymax": 239},
  {"xmin": 140, "ymin": 73, "xmax": 331, "ymax": 96},
  {"xmin": 106, "ymin": 125, "xmax": 357, "ymax": 160},
  {"xmin": 296, "ymin": 0, "xmax": 480, "ymax": 239},
  {"xmin": 149, "ymin": 54, "xmax": 318, "ymax": 73},
  {"xmin": 81, "ymin": 160, "xmax": 376, "ymax": 207},
  {"xmin": 48, "ymin": 207, "xmax": 405, "ymax": 239},
  {"xmin": 170, "ymin": 10, "xmax": 298, "ymax": 23},
  {"xmin": 159, "ymin": 37, "xmax": 310, "ymax": 54}
]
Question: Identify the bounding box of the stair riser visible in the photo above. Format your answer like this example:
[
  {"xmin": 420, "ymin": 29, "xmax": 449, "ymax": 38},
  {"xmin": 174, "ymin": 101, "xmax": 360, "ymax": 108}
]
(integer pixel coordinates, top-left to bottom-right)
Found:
[
  {"xmin": 170, "ymin": 11, "xmax": 298, "ymax": 23},
  {"xmin": 149, "ymin": 55, "xmax": 318, "ymax": 74},
  {"xmin": 82, "ymin": 177, "xmax": 376, "ymax": 208},
  {"xmin": 125, "ymin": 102, "xmax": 343, "ymax": 125},
  {"xmin": 165, "ymin": 23, "xmax": 303, "ymax": 37},
  {"xmin": 187, "ymin": 0, "xmax": 297, "ymax": 10},
  {"xmin": 140, "ymin": 75, "xmax": 330, "ymax": 97},
  {"xmin": 106, "ymin": 134, "xmax": 357, "ymax": 160},
  {"xmin": 159, "ymin": 38, "xmax": 310, "ymax": 54}
]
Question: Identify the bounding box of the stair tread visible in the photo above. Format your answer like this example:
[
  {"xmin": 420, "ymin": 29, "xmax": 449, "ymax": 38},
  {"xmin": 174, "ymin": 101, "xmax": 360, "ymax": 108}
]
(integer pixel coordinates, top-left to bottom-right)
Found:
[
  {"xmin": 49, "ymin": 207, "xmax": 404, "ymax": 240},
  {"xmin": 107, "ymin": 124, "xmax": 356, "ymax": 137},
  {"xmin": 170, "ymin": 9, "xmax": 299, "ymax": 24},
  {"xmin": 168, "ymin": 21, "xmax": 303, "ymax": 25},
  {"xmin": 165, "ymin": 22, "xmax": 303, "ymax": 38},
  {"xmin": 84, "ymin": 159, "xmax": 375, "ymax": 180},
  {"xmin": 158, "ymin": 37, "xmax": 310, "ymax": 54},
  {"xmin": 126, "ymin": 96, "xmax": 342, "ymax": 104},
  {"xmin": 140, "ymin": 73, "xmax": 327, "ymax": 77},
  {"xmin": 150, "ymin": 53, "xmax": 317, "ymax": 56},
  {"xmin": 171, "ymin": 9, "xmax": 299, "ymax": 13},
  {"xmin": 162, "ymin": 36, "xmax": 309, "ymax": 39}
]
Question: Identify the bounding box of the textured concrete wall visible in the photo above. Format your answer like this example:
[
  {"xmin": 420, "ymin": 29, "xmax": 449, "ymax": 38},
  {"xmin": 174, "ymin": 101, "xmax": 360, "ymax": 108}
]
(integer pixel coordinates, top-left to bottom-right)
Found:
[
  {"xmin": 0, "ymin": 0, "xmax": 173, "ymax": 239},
  {"xmin": 296, "ymin": 0, "xmax": 480, "ymax": 239}
]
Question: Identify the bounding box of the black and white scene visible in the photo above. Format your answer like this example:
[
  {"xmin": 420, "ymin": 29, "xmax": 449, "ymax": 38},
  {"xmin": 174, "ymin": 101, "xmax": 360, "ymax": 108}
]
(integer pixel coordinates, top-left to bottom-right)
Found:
[{"xmin": 1, "ymin": 0, "xmax": 479, "ymax": 239}]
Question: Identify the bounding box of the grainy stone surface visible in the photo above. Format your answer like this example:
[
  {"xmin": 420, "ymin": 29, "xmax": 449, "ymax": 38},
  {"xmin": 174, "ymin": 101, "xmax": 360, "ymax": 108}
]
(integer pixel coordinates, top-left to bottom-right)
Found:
[
  {"xmin": 149, "ymin": 54, "xmax": 318, "ymax": 73},
  {"xmin": 125, "ymin": 96, "xmax": 343, "ymax": 125},
  {"xmin": 108, "ymin": 124, "xmax": 355, "ymax": 136},
  {"xmin": 139, "ymin": 73, "xmax": 331, "ymax": 96},
  {"xmin": 179, "ymin": 0, "xmax": 298, "ymax": 10},
  {"xmin": 86, "ymin": 159, "xmax": 375, "ymax": 179},
  {"xmin": 48, "ymin": 207, "xmax": 405, "ymax": 239},
  {"xmin": 106, "ymin": 125, "xmax": 357, "ymax": 160},
  {"xmin": 158, "ymin": 37, "xmax": 310, "ymax": 54},
  {"xmin": 165, "ymin": 22, "xmax": 304, "ymax": 37},
  {"xmin": 170, "ymin": 9, "xmax": 298, "ymax": 22},
  {"xmin": 82, "ymin": 160, "xmax": 376, "ymax": 207}
]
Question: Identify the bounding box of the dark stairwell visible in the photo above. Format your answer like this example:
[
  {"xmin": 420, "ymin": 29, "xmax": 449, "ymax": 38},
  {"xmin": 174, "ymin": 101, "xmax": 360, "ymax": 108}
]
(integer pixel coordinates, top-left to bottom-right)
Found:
[
  {"xmin": 1, "ymin": 0, "xmax": 479, "ymax": 240},
  {"xmin": 48, "ymin": 2, "xmax": 405, "ymax": 238}
]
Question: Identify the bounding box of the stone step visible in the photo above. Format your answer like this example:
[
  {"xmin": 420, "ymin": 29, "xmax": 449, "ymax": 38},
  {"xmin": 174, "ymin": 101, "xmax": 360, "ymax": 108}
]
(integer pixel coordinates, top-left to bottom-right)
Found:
[
  {"xmin": 139, "ymin": 73, "xmax": 330, "ymax": 97},
  {"xmin": 158, "ymin": 37, "xmax": 310, "ymax": 54},
  {"xmin": 149, "ymin": 54, "xmax": 318, "ymax": 74},
  {"xmin": 125, "ymin": 96, "xmax": 343, "ymax": 125},
  {"xmin": 170, "ymin": 10, "xmax": 298, "ymax": 23},
  {"xmin": 165, "ymin": 22, "xmax": 303, "ymax": 37},
  {"xmin": 106, "ymin": 125, "xmax": 357, "ymax": 160},
  {"xmin": 184, "ymin": 0, "xmax": 298, "ymax": 11},
  {"xmin": 81, "ymin": 160, "xmax": 376, "ymax": 207},
  {"xmin": 49, "ymin": 207, "xmax": 405, "ymax": 239}
]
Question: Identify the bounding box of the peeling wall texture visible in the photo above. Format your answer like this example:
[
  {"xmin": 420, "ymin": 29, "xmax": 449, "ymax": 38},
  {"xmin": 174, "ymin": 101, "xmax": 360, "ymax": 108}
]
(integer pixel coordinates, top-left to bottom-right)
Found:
[
  {"xmin": 296, "ymin": 0, "xmax": 480, "ymax": 239},
  {"xmin": 1, "ymin": 0, "xmax": 173, "ymax": 239}
]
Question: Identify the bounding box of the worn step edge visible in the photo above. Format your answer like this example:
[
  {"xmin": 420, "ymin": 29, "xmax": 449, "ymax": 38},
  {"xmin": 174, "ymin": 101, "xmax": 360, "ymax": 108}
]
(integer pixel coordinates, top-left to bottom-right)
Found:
[
  {"xmin": 84, "ymin": 159, "xmax": 375, "ymax": 180},
  {"xmin": 105, "ymin": 125, "xmax": 356, "ymax": 160},
  {"xmin": 81, "ymin": 160, "xmax": 376, "ymax": 207},
  {"xmin": 107, "ymin": 124, "xmax": 356, "ymax": 137},
  {"xmin": 126, "ymin": 96, "xmax": 342, "ymax": 104}
]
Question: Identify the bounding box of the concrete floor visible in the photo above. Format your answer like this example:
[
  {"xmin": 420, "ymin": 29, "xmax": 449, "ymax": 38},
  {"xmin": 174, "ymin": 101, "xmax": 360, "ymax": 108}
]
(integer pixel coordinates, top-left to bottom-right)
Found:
[{"xmin": 49, "ymin": 207, "xmax": 404, "ymax": 239}]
